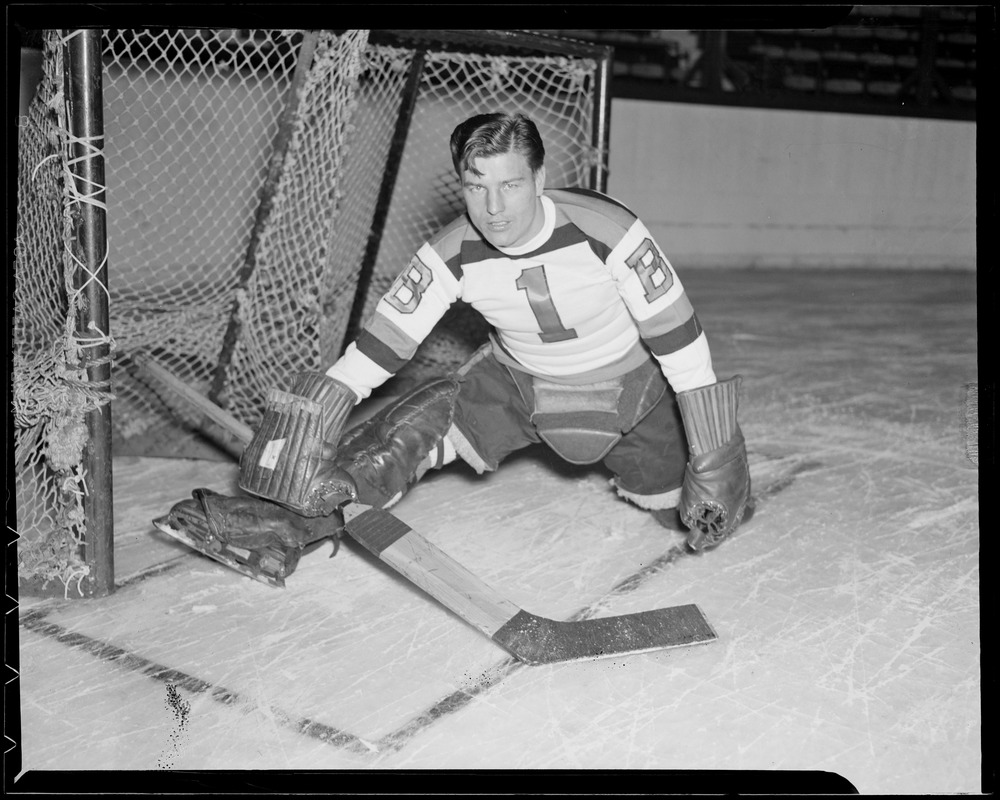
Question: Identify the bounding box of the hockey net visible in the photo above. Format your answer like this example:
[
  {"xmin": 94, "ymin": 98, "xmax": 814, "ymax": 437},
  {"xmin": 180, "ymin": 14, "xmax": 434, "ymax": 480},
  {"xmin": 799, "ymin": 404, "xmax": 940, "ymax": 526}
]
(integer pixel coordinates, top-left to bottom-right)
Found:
[{"xmin": 14, "ymin": 28, "xmax": 608, "ymax": 593}]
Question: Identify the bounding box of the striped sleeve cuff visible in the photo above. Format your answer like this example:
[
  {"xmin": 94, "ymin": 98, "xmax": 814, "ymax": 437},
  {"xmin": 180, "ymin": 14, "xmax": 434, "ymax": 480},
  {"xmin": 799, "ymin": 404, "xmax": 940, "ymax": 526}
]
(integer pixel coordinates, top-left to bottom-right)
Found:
[
  {"xmin": 356, "ymin": 329, "xmax": 413, "ymax": 376},
  {"xmin": 643, "ymin": 313, "xmax": 704, "ymax": 356}
]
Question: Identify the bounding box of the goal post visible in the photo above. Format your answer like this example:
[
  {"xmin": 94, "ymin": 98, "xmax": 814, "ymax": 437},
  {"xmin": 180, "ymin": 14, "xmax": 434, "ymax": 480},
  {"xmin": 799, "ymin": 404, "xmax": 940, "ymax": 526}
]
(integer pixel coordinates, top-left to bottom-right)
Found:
[
  {"xmin": 64, "ymin": 29, "xmax": 116, "ymax": 597},
  {"xmin": 13, "ymin": 28, "xmax": 613, "ymax": 597}
]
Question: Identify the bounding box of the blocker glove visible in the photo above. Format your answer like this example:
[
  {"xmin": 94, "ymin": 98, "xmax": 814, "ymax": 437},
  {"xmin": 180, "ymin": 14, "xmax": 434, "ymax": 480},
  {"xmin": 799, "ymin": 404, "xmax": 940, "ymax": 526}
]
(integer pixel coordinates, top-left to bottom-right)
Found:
[
  {"xmin": 676, "ymin": 376, "xmax": 754, "ymax": 551},
  {"xmin": 333, "ymin": 377, "xmax": 460, "ymax": 509},
  {"xmin": 239, "ymin": 372, "xmax": 359, "ymax": 517}
]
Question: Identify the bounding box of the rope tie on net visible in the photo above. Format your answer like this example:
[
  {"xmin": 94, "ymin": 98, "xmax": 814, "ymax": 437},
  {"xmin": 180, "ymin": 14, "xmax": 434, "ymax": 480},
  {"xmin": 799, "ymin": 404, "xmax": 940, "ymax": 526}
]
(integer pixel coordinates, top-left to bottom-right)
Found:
[
  {"xmin": 31, "ymin": 152, "xmax": 61, "ymax": 181},
  {"xmin": 61, "ymin": 126, "xmax": 116, "ymax": 406},
  {"xmin": 60, "ymin": 29, "xmax": 87, "ymax": 45}
]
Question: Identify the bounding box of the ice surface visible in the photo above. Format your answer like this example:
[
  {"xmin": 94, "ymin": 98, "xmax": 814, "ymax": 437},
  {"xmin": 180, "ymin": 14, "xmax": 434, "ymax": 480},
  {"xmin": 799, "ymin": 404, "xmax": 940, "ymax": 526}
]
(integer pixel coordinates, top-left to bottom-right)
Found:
[{"xmin": 13, "ymin": 269, "xmax": 980, "ymax": 793}]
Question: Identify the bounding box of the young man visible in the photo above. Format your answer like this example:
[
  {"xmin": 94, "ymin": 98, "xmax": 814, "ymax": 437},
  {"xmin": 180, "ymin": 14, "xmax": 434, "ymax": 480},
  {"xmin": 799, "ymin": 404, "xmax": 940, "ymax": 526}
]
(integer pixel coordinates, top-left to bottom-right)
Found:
[{"xmin": 238, "ymin": 112, "xmax": 753, "ymax": 557}]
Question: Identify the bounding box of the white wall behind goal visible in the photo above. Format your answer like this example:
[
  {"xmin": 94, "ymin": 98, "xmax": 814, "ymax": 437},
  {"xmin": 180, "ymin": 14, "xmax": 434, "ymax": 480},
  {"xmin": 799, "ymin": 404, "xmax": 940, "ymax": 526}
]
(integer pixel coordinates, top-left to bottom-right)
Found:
[{"xmin": 606, "ymin": 98, "xmax": 976, "ymax": 270}]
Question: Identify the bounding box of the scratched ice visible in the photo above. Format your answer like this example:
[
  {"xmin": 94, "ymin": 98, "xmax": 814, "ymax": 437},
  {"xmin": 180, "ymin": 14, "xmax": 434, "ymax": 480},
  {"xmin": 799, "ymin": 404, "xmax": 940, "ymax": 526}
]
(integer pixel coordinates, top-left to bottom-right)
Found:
[{"xmin": 14, "ymin": 270, "xmax": 979, "ymax": 793}]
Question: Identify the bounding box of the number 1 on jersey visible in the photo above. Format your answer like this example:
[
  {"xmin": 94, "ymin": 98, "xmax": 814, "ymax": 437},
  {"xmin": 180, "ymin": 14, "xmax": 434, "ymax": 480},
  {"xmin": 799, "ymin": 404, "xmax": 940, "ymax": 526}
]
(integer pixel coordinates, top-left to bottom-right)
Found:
[{"xmin": 516, "ymin": 265, "xmax": 578, "ymax": 343}]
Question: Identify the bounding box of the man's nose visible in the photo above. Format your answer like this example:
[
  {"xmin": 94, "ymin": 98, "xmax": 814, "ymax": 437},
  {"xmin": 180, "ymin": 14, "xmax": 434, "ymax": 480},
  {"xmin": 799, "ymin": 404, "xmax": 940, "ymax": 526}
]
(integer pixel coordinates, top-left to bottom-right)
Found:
[{"xmin": 486, "ymin": 189, "xmax": 504, "ymax": 215}]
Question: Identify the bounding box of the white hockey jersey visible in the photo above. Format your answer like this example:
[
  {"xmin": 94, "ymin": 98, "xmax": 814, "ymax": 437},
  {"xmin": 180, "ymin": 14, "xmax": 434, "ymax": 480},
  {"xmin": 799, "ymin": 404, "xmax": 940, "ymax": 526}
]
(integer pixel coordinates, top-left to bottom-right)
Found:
[{"xmin": 327, "ymin": 188, "xmax": 716, "ymax": 399}]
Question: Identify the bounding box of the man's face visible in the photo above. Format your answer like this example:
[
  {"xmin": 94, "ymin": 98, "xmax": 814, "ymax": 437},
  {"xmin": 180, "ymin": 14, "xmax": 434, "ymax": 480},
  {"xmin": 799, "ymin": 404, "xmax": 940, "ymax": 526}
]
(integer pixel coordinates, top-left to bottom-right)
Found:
[{"xmin": 461, "ymin": 151, "xmax": 546, "ymax": 249}]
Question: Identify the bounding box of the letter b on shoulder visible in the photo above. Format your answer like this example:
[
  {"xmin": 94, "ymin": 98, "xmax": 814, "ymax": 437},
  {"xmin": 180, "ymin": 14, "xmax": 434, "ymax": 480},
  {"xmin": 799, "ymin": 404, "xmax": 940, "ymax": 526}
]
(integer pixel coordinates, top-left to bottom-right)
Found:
[
  {"xmin": 627, "ymin": 239, "xmax": 673, "ymax": 303},
  {"xmin": 386, "ymin": 256, "xmax": 434, "ymax": 314}
]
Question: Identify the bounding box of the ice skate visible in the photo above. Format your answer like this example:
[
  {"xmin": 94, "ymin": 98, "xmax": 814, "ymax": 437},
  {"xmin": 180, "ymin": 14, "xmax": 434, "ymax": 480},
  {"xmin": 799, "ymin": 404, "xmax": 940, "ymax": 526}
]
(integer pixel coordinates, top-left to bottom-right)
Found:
[{"xmin": 153, "ymin": 488, "xmax": 342, "ymax": 587}]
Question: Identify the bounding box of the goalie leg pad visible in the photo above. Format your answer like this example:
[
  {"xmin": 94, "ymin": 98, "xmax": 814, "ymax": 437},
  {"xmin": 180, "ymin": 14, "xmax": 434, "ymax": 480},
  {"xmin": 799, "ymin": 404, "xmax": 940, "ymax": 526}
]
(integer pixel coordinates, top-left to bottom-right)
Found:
[
  {"xmin": 336, "ymin": 377, "xmax": 461, "ymax": 509},
  {"xmin": 289, "ymin": 371, "xmax": 359, "ymax": 434},
  {"xmin": 239, "ymin": 374, "xmax": 358, "ymax": 516},
  {"xmin": 239, "ymin": 388, "xmax": 329, "ymax": 510}
]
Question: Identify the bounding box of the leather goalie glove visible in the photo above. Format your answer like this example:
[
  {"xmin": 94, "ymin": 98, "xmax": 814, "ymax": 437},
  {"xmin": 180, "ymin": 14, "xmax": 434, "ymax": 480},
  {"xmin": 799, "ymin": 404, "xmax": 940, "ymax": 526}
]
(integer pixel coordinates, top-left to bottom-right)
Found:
[
  {"xmin": 239, "ymin": 372, "xmax": 359, "ymax": 517},
  {"xmin": 335, "ymin": 377, "xmax": 460, "ymax": 509},
  {"xmin": 676, "ymin": 376, "xmax": 753, "ymax": 551}
]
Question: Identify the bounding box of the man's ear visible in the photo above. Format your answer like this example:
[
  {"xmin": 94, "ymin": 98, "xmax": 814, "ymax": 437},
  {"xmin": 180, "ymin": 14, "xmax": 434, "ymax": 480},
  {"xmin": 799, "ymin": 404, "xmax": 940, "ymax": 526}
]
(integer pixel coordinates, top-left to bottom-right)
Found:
[{"xmin": 534, "ymin": 164, "xmax": 546, "ymax": 196}]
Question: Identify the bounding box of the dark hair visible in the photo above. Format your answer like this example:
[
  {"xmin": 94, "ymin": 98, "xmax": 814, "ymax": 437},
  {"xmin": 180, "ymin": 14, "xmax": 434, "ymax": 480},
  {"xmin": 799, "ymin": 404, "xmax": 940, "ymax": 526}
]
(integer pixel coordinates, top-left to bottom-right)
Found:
[{"xmin": 449, "ymin": 112, "xmax": 545, "ymax": 177}]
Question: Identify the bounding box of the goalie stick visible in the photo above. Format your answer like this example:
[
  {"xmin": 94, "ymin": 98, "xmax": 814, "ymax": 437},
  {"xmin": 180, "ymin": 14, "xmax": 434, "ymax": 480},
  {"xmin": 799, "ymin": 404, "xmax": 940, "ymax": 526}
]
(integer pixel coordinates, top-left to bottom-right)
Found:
[{"xmin": 138, "ymin": 356, "xmax": 718, "ymax": 664}]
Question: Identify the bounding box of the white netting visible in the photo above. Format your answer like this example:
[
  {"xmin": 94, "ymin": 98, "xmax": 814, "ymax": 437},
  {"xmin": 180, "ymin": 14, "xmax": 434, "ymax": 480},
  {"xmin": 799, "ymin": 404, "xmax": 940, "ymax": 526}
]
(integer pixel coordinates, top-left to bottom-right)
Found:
[
  {"xmin": 14, "ymin": 29, "xmax": 605, "ymax": 589},
  {"xmin": 100, "ymin": 28, "xmax": 328, "ymax": 451}
]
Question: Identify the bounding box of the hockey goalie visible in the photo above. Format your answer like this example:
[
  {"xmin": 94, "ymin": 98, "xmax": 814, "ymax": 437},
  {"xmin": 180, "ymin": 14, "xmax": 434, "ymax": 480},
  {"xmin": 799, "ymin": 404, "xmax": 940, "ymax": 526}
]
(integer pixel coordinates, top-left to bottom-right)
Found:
[{"xmin": 155, "ymin": 112, "xmax": 753, "ymax": 587}]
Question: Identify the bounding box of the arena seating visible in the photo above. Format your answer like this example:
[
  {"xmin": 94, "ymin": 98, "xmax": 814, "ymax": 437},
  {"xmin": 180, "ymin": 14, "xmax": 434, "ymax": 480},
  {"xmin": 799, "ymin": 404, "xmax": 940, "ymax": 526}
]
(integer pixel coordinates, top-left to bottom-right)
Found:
[{"xmin": 549, "ymin": 6, "xmax": 977, "ymax": 118}]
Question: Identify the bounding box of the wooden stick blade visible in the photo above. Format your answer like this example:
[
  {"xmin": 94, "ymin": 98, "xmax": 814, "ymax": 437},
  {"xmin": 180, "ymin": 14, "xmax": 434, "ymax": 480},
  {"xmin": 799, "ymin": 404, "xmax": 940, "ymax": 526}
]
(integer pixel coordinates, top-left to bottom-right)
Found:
[{"xmin": 492, "ymin": 606, "xmax": 717, "ymax": 666}]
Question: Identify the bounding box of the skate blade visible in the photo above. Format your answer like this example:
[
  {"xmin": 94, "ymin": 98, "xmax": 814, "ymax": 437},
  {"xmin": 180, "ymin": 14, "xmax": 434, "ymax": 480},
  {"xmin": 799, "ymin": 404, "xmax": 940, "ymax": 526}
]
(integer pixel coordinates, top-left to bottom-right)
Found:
[{"xmin": 153, "ymin": 516, "xmax": 286, "ymax": 588}]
